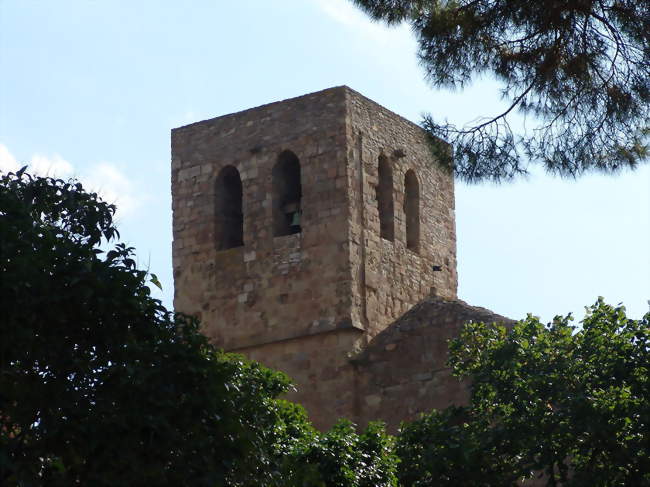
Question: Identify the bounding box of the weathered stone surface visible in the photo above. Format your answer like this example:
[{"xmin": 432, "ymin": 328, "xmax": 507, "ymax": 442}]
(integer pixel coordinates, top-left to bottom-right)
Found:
[
  {"xmin": 171, "ymin": 86, "xmax": 503, "ymax": 431},
  {"xmin": 353, "ymin": 296, "xmax": 513, "ymax": 431}
]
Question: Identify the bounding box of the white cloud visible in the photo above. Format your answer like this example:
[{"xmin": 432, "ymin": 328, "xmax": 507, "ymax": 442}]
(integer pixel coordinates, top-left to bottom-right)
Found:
[
  {"xmin": 0, "ymin": 143, "xmax": 20, "ymax": 173},
  {"xmin": 0, "ymin": 142, "xmax": 143, "ymax": 218},
  {"xmin": 29, "ymin": 153, "xmax": 74, "ymax": 178},
  {"xmin": 313, "ymin": 0, "xmax": 413, "ymax": 47},
  {"xmin": 83, "ymin": 162, "xmax": 142, "ymax": 217},
  {"xmin": 0, "ymin": 143, "xmax": 73, "ymax": 178}
]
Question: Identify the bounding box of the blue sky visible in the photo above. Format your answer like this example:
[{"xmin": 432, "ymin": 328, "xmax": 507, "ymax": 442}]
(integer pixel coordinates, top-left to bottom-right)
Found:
[{"xmin": 1, "ymin": 0, "xmax": 648, "ymax": 322}]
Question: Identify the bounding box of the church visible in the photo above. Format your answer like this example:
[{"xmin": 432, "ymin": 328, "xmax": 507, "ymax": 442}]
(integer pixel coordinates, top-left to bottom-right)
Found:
[{"xmin": 171, "ymin": 86, "xmax": 509, "ymax": 431}]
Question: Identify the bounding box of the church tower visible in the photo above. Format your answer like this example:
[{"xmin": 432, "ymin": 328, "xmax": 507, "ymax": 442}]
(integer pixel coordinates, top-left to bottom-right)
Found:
[{"xmin": 171, "ymin": 86, "xmax": 458, "ymax": 427}]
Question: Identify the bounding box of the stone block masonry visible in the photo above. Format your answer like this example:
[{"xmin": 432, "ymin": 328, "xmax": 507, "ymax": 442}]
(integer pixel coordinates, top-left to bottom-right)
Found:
[
  {"xmin": 172, "ymin": 87, "xmax": 496, "ymax": 430},
  {"xmin": 353, "ymin": 297, "xmax": 513, "ymax": 431}
]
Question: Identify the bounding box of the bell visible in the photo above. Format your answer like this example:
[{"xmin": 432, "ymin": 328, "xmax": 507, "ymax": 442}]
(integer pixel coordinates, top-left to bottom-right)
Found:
[{"xmin": 290, "ymin": 211, "xmax": 301, "ymax": 227}]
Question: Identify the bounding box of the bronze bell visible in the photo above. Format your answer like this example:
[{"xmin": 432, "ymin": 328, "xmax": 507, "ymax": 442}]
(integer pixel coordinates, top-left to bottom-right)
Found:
[{"xmin": 290, "ymin": 211, "xmax": 301, "ymax": 227}]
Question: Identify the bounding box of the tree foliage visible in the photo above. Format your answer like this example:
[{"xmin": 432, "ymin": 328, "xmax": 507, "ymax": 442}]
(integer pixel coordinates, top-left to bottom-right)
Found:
[
  {"xmin": 353, "ymin": 0, "xmax": 650, "ymax": 182},
  {"xmin": 278, "ymin": 413, "xmax": 398, "ymax": 487},
  {"xmin": 398, "ymin": 299, "xmax": 650, "ymax": 486},
  {"xmin": 396, "ymin": 406, "xmax": 518, "ymax": 486},
  {"xmin": 0, "ymin": 169, "xmax": 295, "ymax": 485}
]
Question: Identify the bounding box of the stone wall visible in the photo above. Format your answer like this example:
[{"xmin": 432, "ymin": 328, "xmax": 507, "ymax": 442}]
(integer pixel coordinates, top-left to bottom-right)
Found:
[
  {"xmin": 344, "ymin": 88, "xmax": 458, "ymax": 338},
  {"xmin": 353, "ymin": 296, "xmax": 513, "ymax": 432},
  {"xmin": 172, "ymin": 87, "xmax": 356, "ymax": 351},
  {"xmin": 172, "ymin": 86, "xmax": 470, "ymax": 430},
  {"xmin": 238, "ymin": 328, "xmax": 363, "ymax": 431}
]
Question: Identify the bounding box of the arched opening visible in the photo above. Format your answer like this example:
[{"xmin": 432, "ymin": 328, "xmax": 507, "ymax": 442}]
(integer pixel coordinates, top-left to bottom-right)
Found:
[
  {"xmin": 272, "ymin": 150, "xmax": 302, "ymax": 237},
  {"xmin": 376, "ymin": 155, "xmax": 394, "ymax": 241},
  {"xmin": 404, "ymin": 170, "xmax": 420, "ymax": 252},
  {"xmin": 215, "ymin": 165, "xmax": 243, "ymax": 250}
]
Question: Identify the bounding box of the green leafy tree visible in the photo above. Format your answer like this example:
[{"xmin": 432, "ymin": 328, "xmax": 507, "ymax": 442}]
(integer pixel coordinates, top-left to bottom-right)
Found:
[
  {"xmin": 0, "ymin": 169, "xmax": 293, "ymax": 486},
  {"xmin": 398, "ymin": 299, "xmax": 650, "ymax": 486},
  {"xmin": 396, "ymin": 406, "xmax": 518, "ymax": 486},
  {"xmin": 280, "ymin": 417, "xmax": 398, "ymax": 487},
  {"xmin": 353, "ymin": 0, "xmax": 649, "ymax": 182}
]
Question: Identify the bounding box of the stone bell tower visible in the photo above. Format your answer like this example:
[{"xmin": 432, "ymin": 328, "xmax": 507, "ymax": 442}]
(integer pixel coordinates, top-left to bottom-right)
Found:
[{"xmin": 171, "ymin": 86, "xmax": 457, "ymax": 427}]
